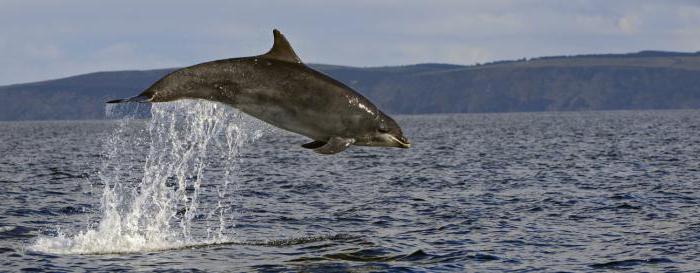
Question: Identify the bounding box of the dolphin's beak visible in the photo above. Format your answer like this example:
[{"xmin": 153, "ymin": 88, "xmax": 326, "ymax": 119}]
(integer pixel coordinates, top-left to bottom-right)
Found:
[{"xmin": 391, "ymin": 135, "xmax": 411, "ymax": 148}]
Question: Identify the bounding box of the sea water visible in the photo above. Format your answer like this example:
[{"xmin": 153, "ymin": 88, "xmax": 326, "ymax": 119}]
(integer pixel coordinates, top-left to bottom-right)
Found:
[{"xmin": 1, "ymin": 107, "xmax": 699, "ymax": 272}]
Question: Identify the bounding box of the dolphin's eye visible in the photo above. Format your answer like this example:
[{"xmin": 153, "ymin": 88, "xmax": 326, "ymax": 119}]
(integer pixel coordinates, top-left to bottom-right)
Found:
[{"xmin": 378, "ymin": 125, "xmax": 390, "ymax": 133}]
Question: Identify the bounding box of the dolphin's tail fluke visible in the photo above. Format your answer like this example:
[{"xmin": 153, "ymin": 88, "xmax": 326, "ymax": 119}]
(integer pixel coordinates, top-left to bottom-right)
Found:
[{"xmin": 106, "ymin": 95, "xmax": 151, "ymax": 104}]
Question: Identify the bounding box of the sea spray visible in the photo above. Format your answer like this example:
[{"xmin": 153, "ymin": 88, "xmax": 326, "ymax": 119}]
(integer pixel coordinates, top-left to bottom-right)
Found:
[{"xmin": 32, "ymin": 100, "xmax": 265, "ymax": 254}]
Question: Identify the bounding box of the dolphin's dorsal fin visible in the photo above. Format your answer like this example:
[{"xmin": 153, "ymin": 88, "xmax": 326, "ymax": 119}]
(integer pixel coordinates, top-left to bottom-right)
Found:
[{"xmin": 261, "ymin": 29, "xmax": 302, "ymax": 63}]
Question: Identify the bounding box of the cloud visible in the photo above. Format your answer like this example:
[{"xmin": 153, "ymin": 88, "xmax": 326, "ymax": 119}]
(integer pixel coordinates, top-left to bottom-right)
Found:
[
  {"xmin": 617, "ymin": 16, "xmax": 638, "ymax": 34},
  {"xmin": 0, "ymin": 0, "xmax": 699, "ymax": 85}
]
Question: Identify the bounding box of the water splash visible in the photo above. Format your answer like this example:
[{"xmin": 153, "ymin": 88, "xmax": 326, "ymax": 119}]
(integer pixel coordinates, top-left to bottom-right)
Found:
[{"xmin": 32, "ymin": 100, "xmax": 265, "ymax": 254}]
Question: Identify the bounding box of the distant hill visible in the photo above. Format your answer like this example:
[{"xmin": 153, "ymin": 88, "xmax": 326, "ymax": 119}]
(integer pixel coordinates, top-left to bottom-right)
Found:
[{"xmin": 1, "ymin": 50, "xmax": 699, "ymax": 120}]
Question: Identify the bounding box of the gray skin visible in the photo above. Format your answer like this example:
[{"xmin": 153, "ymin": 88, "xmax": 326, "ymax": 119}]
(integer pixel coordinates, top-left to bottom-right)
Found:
[{"xmin": 107, "ymin": 29, "xmax": 410, "ymax": 154}]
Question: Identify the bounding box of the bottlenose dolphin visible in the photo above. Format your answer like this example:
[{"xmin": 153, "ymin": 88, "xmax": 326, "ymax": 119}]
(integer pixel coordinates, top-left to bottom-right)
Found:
[{"xmin": 107, "ymin": 29, "xmax": 410, "ymax": 154}]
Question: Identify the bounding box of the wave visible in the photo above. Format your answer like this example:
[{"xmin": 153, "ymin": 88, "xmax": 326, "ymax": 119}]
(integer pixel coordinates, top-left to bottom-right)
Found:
[{"xmin": 31, "ymin": 233, "xmax": 357, "ymax": 255}]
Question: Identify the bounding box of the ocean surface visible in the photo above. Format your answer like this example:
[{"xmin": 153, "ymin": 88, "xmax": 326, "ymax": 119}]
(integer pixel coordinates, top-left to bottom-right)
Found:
[{"xmin": 1, "ymin": 102, "xmax": 699, "ymax": 272}]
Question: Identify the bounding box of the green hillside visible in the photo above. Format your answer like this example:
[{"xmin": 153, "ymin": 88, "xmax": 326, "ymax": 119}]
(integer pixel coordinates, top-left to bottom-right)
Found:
[{"xmin": 1, "ymin": 51, "xmax": 699, "ymax": 120}]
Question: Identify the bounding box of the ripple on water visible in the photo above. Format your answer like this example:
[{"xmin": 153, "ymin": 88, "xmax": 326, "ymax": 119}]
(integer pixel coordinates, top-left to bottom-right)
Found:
[{"xmin": 590, "ymin": 258, "xmax": 674, "ymax": 270}]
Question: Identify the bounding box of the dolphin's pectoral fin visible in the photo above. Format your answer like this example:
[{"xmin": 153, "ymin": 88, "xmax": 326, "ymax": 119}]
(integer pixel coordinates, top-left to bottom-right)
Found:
[
  {"xmin": 313, "ymin": 137, "xmax": 355, "ymax": 155},
  {"xmin": 302, "ymin": 141, "xmax": 326, "ymax": 149}
]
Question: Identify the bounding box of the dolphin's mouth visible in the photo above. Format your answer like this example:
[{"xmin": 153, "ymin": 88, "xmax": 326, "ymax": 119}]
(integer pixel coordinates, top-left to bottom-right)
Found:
[{"xmin": 392, "ymin": 135, "xmax": 411, "ymax": 148}]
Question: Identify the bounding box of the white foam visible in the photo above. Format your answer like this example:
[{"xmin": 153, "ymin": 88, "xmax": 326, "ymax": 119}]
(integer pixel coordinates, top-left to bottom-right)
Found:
[{"xmin": 32, "ymin": 100, "xmax": 264, "ymax": 254}]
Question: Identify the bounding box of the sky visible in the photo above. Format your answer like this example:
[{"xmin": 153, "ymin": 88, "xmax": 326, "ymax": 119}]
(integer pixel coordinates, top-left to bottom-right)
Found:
[{"xmin": 1, "ymin": 0, "xmax": 699, "ymax": 85}]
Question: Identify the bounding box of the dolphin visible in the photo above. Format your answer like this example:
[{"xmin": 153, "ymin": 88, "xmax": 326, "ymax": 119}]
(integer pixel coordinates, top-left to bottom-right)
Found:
[{"xmin": 107, "ymin": 29, "xmax": 410, "ymax": 154}]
